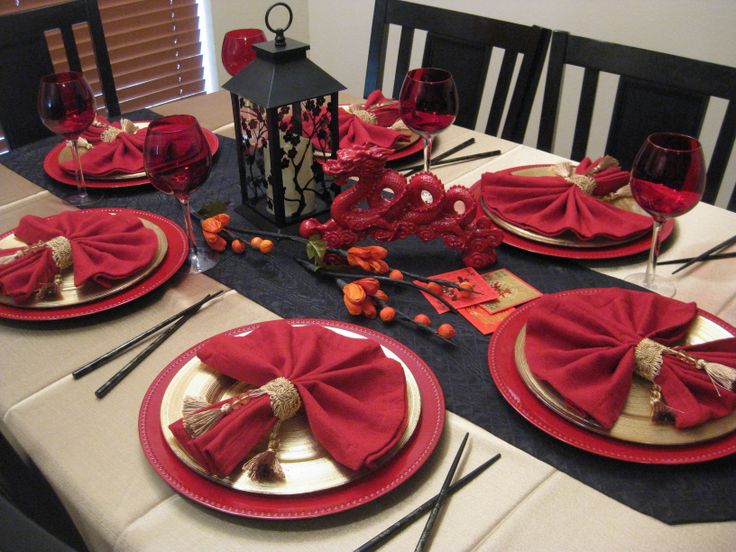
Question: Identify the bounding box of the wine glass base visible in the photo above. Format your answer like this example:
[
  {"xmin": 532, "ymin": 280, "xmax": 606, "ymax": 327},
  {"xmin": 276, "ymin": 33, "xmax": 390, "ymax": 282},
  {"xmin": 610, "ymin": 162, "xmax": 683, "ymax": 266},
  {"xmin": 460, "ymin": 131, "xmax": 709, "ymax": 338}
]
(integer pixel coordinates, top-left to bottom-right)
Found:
[
  {"xmin": 624, "ymin": 272, "xmax": 676, "ymax": 298},
  {"xmin": 66, "ymin": 190, "xmax": 102, "ymax": 208},
  {"xmin": 186, "ymin": 243, "xmax": 220, "ymax": 274}
]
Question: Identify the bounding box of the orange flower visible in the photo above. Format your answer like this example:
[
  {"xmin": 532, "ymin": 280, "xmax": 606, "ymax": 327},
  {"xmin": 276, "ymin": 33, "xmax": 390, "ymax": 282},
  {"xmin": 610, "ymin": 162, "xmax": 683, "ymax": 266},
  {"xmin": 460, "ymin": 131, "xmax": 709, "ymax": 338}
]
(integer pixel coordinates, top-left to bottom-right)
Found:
[
  {"xmin": 346, "ymin": 246, "xmax": 389, "ymax": 274},
  {"xmin": 342, "ymin": 278, "xmax": 380, "ymax": 318}
]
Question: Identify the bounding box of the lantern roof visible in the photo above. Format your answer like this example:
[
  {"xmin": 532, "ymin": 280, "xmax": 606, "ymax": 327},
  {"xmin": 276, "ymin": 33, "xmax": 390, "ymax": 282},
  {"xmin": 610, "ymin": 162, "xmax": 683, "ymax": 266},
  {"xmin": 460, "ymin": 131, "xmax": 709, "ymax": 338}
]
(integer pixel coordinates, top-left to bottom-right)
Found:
[{"xmin": 223, "ymin": 38, "xmax": 345, "ymax": 108}]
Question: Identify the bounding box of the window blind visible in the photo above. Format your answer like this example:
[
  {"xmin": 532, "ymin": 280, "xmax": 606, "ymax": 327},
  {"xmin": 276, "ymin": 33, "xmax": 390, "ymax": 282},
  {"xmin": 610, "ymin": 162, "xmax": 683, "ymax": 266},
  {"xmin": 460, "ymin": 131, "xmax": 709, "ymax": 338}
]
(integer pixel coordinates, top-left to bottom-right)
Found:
[{"xmin": 1, "ymin": 0, "xmax": 205, "ymax": 150}]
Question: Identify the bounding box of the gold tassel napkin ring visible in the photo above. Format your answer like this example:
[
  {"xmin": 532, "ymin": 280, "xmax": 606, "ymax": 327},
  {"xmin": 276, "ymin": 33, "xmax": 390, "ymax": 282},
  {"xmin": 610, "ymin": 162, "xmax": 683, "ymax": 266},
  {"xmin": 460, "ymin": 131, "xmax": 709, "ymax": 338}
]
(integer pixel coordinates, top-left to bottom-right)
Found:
[
  {"xmin": 552, "ymin": 162, "xmax": 597, "ymax": 194},
  {"xmin": 635, "ymin": 337, "xmax": 736, "ymax": 422},
  {"xmin": 0, "ymin": 236, "xmax": 72, "ymax": 299},
  {"xmin": 181, "ymin": 376, "xmax": 302, "ymax": 482}
]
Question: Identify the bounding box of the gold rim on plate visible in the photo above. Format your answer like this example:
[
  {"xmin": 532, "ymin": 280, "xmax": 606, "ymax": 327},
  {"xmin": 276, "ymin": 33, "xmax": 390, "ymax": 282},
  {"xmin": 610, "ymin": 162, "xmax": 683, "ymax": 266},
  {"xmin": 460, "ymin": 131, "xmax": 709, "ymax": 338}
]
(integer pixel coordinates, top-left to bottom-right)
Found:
[
  {"xmin": 160, "ymin": 324, "xmax": 422, "ymax": 495},
  {"xmin": 515, "ymin": 315, "xmax": 736, "ymax": 445},
  {"xmin": 482, "ymin": 166, "xmax": 650, "ymax": 248},
  {"xmin": 0, "ymin": 216, "xmax": 167, "ymax": 309}
]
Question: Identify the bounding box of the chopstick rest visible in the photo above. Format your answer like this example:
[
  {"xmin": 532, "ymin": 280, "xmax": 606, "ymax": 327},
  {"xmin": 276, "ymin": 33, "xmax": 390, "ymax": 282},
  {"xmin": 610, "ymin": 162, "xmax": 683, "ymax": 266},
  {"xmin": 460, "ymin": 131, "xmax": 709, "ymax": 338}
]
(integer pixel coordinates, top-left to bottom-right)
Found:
[
  {"xmin": 94, "ymin": 292, "xmax": 220, "ymax": 398},
  {"xmin": 73, "ymin": 290, "xmax": 225, "ymax": 379},
  {"xmin": 354, "ymin": 450, "xmax": 501, "ymax": 551}
]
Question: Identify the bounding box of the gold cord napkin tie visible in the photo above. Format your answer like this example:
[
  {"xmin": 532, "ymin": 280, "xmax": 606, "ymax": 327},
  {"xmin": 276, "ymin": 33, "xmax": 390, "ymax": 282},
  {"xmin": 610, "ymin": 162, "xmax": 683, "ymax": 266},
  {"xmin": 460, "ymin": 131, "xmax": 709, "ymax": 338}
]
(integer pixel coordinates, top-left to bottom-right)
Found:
[
  {"xmin": 182, "ymin": 376, "xmax": 302, "ymax": 482},
  {"xmin": 635, "ymin": 337, "xmax": 736, "ymax": 422},
  {"xmin": 91, "ymin": 118, "xmax": 140, "ymax": 143},
  {"xmin": 0, "ymin": 236, "xmax": 72, "ymax": 299},
  {"xmin": 551, "ymin": 156, "xmax": 619, "ymax": 195}
]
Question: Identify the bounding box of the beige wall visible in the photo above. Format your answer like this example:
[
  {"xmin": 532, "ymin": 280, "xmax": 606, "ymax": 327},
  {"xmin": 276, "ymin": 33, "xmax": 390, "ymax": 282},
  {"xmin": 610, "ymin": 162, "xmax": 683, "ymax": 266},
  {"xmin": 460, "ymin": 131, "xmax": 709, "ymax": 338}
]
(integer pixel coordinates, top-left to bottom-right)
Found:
[
  {"xmin": 208, "ymin": 0, "xmax": 736, "ymax": 207},
  {"xmin": 209, "ymin": 0, "xmax": 311, "ymax": 89}
]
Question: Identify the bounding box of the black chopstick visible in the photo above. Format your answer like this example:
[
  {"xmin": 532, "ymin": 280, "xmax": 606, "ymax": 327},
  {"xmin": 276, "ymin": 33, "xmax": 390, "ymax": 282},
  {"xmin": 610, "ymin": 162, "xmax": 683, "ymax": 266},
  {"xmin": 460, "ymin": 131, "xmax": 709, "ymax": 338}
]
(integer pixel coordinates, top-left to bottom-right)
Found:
[
  {"xmin": 414, "ymin": 433, "xmax": 469, "ymax": 552},
  {"xmin": 401, "ymin": 150, "xmax": 501, "ymax": 174},
  {"xmin": 404, "ymin": 137, "xmax": 475, "ymax": 177},
  {"xmin": 354, "ymin": 451, "xmax": 501, "ymax": 552},
  {"xmin": 671, "ymin": 234, "xmax": 736, "ymax": 274},
  {"xmin": 73, "ymin": 291, "xmax": 225, "ymax": 379},
  {"xmin": 94, "ymin": 298, "xmax": 207, "ymax": 399},
  {"xmin": 658, "ymin": 251, "xmax": 736, "ymax": 266}
]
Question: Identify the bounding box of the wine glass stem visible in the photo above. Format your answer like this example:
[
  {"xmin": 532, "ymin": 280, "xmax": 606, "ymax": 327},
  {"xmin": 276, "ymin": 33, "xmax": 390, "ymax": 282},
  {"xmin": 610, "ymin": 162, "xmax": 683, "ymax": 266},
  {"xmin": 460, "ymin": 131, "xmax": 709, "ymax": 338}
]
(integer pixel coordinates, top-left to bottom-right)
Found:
[
  {"xmin": 68, "ymin": 139, "xmax": 89, "ymax": 198},
  {"xmin": 644, "ymin": 219, "xmax": 665, "ymax": 288},
  {"xmin": 422, "ymin": 135, "xmax": 433, "ymax": 172},
  {"xmin": 178, "ymin": 197, "xmax": 199, "ymax": 259}
]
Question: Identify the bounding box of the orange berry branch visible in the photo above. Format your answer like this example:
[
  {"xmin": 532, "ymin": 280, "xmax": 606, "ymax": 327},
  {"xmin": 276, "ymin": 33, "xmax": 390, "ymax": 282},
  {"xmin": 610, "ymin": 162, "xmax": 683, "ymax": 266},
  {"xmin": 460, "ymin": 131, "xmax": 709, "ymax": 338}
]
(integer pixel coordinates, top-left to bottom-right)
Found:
[{"xmin": 196, "ymin": 208, "xmax": 467, "ymax": 343}]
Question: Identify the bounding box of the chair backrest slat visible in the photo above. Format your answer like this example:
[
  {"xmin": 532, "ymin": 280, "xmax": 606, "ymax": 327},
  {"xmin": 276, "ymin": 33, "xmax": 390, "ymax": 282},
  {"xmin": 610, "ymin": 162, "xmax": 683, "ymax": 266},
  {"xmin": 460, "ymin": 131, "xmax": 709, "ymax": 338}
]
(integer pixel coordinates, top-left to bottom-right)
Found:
[
  {"xmin": 538, "ymin": 30, "xmax": 736, "ymax": 209},
  {"xmin": 0, "ymin": 0, "xmax": 119, "ymax": 150},
  {"xmin": 365, "ymin": 0, "xmax": 550, "ymax": 142}
]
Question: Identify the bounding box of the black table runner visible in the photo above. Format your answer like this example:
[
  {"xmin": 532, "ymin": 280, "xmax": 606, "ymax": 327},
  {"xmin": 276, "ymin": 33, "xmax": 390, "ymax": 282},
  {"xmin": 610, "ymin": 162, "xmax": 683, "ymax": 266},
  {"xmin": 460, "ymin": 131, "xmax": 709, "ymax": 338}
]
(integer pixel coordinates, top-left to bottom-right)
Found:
[{"xmin": 3, "ymin": 114, "xmax": 734, "ymax": 524}]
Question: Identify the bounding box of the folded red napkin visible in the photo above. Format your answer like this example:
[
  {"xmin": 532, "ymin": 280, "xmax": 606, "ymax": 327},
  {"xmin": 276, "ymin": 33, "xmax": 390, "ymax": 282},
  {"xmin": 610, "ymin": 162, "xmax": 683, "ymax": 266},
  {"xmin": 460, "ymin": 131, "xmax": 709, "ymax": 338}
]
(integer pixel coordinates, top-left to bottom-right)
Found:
[
  {"xmin": 481, "ymin": 157, "xmax": 652, "ymax": 241},
  {"xmin": 59, "ymin": 118, "xmax": 147, "ymax": 177},
  {"xmin": 525, "ymin": 289, "xmax": 736, "ymax": 429},
  {"xmin": 304, "ymin": 90, "xmax": 410, "ymax": 153},
  {"xmin": 0, "ymin": 211, "xmax": 158, "ymax": 303},
  {"xmin": 169, "ymin": 320, "xmax": 408, "ymax": 479}
]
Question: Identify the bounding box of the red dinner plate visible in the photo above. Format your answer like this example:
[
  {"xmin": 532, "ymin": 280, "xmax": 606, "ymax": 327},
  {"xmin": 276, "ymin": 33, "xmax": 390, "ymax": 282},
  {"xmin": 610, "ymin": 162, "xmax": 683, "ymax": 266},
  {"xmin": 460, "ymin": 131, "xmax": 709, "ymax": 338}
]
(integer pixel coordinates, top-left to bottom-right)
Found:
[
  {"xmin": 0, "ymin": 208, "xmax": 187, "ymax": 320},
  {"xmin": 488, "ymin": 289, "xmax": 736, "ymax": 463},
  {"xmin": 139, "ymin": 318, "xmax": 446, "ymax": 519},
  {"xmin": 43, "ymin": 126, "xmax": 220, "ymax": 189}
]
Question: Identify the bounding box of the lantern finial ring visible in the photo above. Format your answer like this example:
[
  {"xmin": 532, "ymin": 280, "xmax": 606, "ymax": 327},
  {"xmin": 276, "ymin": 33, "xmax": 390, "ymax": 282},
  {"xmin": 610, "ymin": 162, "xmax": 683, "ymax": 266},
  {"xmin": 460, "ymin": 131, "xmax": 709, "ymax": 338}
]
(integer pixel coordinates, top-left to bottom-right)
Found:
[{"xmin": 265, "ymin": 2, "xmax": 293, "ymax": 47}]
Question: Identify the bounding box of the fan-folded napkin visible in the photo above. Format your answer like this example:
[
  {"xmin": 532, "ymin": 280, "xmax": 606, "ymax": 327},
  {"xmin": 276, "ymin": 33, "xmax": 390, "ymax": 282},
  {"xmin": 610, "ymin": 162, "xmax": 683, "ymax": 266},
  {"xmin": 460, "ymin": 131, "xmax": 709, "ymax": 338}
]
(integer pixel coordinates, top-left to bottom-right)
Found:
[
  {"xmin": 481, "ymin": 157, "xmax": 652, "ymax": 241},
  {"xmin": 169, "ymin": 320, "xmax": 408, "ymax": 477},
  {"xmin": 525, "ymin": 289, "xmax": 736, "ymax": 429},
  {"xmin": 59, "ymin": 117, "xmax": 146, "ymax": 177},
  {"xmin": 0, "ymin": 211, "xmax": 158, "ymax": 303}
]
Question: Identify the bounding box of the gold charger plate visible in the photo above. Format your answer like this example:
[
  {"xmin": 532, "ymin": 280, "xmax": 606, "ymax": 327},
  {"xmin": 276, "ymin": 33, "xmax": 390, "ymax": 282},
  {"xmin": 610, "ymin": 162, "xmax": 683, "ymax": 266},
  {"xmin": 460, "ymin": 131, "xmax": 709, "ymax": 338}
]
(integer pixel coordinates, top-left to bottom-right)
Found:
[
  {"xmin": 484, "ymin": 166, "xmax": 650, "ymax": 249},
  {"xmin": 160, "ymin": 324, "xmax": 422, "ymax": 495},
  {"xmin": 0, "ymin": 216, "xmax": 167, "ymax": 308},
  {"xmin": 515, "ymin": 315, "xmax": 736, "ymax": 445}
]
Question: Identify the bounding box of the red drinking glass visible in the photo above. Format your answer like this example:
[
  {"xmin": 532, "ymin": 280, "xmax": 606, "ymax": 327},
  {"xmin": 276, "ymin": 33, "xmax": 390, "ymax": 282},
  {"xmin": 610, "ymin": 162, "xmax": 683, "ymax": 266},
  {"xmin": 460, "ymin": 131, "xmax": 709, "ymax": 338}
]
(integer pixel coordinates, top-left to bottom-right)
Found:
[
  {"xmin": 398, "ymin": 68, "xmax": 458, "ymax": 172},
  {"xmin": 38, "ymin": 71, "xmax": 99, "ymax": 207},
  {"xmin": 144, "ymin": 115, "xmax": 219, "ymax": 273},
  {"xmin": 625, "ymin": 132, "xmax": 706, "ymax": 296},
  {"xmin": 221, "ymin": 29, "xmax": 267, "ymax": 76}
]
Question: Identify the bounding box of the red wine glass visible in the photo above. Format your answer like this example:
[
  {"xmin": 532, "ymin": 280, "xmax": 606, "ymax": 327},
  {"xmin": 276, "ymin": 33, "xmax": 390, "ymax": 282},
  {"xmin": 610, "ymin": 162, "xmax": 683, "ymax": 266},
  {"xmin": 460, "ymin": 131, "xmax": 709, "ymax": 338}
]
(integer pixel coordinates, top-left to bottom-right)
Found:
[
  {"xmin": 398, "ymin": 67, "xmax": 458, "ymax": 172},
  {"xmin": 38, "ymin": 71, "xmax": 99, "ymax": 207},
  {"xmin": 625, "ymin": 132, "xmax": 706, "ymax": 297},
  {"xmin": 221, "ymin": 28, "xmax": 267, "ymax": 76},
  {"xmin": 143, "ymin": 115, "xmax": 219, "ymax": 273}
]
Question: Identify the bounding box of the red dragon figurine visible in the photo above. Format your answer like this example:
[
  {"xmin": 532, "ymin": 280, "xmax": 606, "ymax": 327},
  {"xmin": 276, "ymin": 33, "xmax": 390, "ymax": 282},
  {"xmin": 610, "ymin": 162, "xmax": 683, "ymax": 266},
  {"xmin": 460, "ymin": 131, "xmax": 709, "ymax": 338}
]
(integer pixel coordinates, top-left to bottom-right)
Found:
[{"xmin": 299, "ymin": 145, "xmax": 503, "ymax": 268}]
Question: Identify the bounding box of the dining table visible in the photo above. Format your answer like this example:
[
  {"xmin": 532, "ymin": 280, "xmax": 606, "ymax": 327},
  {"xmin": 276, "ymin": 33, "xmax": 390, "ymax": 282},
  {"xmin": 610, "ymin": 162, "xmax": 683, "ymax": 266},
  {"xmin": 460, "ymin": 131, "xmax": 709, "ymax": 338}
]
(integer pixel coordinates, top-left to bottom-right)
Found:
[{"xmin": 1, "ymin": 89, "xmax": 735, "ymax": 552}]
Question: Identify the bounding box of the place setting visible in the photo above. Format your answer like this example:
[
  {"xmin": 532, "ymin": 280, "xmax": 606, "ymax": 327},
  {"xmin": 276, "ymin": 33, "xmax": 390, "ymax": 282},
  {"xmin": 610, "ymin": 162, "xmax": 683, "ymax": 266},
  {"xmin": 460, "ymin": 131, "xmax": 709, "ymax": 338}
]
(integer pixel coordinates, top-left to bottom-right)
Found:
[
  {"xmin": 138, "ymin": 318, "xmax": 448, "ymax": 519},
  {"xmin": 477, "ymin": 131, "xmax": 707, "ymax": 264},
  {"xmin": 38, "ymin": 72, "xmax": 220, "ymax": 193}
]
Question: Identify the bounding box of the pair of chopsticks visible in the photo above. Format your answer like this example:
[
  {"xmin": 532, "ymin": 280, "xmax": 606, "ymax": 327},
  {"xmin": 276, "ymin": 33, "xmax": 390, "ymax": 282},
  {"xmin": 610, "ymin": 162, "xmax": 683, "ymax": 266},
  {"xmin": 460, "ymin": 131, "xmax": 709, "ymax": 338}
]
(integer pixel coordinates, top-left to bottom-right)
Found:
[
  {"xmin": 403, "ymin": 138, "xmax": 478, "ymax": 177},
  {"xmin": 73, "ymin": 290, "xmax": 225, "ymax": 398},
  {"xmin": 402, "ymin": 150, "xmax": 501, "ymax": 175},
  {"xmin": 355, "ymin": 434, "xmax": 502, "ymax": 551},
  {"xmin": 657, "ymin": 234, "xmax": 736, "ymax": 274}
]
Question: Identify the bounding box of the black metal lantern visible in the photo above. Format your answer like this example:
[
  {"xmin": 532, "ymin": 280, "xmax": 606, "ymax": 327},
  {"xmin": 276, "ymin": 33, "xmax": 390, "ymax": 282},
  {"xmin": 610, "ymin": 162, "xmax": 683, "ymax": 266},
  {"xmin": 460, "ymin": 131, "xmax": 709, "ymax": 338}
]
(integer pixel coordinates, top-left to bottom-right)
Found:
[{"xmin": 223, "ymin": 2, "xmax": 345, "ymax": 227}]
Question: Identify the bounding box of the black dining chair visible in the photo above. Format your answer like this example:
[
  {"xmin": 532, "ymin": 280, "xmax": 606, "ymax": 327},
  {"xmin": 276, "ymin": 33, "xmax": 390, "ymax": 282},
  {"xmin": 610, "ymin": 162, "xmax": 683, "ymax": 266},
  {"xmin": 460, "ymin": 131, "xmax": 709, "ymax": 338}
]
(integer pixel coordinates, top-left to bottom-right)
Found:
[
  {"xmin": 0, "ymin": 0, "xmax": 119, "ymax": 151},
  {"xmin": 365, "ymin": 0, "xmax": 550, "ymax": 142},
  {"xmin": 537, "ymin": 30, "xmax": 736, "ymax": 210}
]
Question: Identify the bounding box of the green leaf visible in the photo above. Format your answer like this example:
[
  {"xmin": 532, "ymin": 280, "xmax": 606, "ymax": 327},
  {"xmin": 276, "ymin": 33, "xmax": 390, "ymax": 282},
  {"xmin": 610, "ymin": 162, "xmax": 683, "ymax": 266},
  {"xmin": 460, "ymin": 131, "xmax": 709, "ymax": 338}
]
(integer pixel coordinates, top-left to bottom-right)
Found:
[
  {"xmin": 305, "ymin": 235, "xmax": 327, "ymax": 265},
  {"xmin": 197, "ymin": 201, "xmax": 228, "ymax": 219}
]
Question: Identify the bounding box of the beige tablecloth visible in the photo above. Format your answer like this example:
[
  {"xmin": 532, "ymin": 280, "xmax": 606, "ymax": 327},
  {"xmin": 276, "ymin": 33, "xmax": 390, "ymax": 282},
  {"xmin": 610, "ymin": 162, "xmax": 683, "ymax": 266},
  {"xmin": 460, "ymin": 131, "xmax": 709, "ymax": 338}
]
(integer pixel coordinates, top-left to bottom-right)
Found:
[{"xmin": 1, "ymin": 92, "xmax": 735, "ymax": 551}]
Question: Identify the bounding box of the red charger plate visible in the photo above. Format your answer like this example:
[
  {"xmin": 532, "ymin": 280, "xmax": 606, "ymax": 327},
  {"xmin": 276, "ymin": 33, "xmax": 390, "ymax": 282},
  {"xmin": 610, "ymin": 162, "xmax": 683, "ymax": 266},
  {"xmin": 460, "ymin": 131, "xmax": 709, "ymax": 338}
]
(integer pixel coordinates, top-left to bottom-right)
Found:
[
  {"xmin": 0, "ymin": 208, "xmax": 187, "ymax": 321},
  {"xmin": 139, "ymin": 318, "xmax": 446, "ymax": 519},
  {"xmin": 488, "ymin": 289, "xmax": 736, "ymax": 463},
  {"xmin": 43, "ymin": 127, "xmax": 220, "ymax": 189}
]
